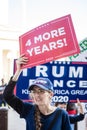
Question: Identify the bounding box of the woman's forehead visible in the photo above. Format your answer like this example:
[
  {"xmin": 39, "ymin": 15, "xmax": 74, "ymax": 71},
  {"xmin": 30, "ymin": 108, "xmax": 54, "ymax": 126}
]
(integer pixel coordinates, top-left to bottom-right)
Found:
[{"xmin": 32, "ymin": 86, "xmax": 44, "ymax": 90}]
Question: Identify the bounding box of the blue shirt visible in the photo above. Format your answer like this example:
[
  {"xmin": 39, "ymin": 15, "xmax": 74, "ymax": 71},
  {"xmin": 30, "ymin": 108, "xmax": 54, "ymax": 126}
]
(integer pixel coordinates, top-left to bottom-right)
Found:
[
  {"xmin": 3, "ymin": 79, "xmax": 71, "ymax": 130},
  {"xmin": 20, "ymin": 103, "xmax": 71, "ymax": 130}
]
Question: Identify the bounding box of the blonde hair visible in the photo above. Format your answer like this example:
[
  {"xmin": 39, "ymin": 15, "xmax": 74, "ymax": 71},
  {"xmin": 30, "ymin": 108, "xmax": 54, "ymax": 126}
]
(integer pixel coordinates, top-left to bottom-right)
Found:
[{"xmin": 35, "ymin": 105, "xmax": 42, "ymax": 130}]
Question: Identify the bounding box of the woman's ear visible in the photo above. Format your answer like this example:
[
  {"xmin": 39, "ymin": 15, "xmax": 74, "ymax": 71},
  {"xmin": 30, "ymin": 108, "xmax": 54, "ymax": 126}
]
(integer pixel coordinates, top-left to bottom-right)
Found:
[
  {"xmin": 51, "ymin": 91, "xmax": 54, "ymax": 96},
  {"xmin": 49, "ymin": 91, "xmax": 54, "ymax": 99}
]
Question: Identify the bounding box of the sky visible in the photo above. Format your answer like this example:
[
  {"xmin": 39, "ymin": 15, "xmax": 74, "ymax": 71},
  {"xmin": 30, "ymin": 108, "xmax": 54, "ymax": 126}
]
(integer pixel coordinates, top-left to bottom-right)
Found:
[
  {"xmin": 0, "ymin": 0, "xmax": 87, "ymax": 42},
  {"xmin": 27, "ymin": 0, "xmax": 87, "ymax": 42}
]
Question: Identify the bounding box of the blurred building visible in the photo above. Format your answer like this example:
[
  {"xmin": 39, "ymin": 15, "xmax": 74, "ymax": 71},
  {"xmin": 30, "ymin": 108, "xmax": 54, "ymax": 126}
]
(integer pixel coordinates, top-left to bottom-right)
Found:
[{"xmin": 0, "ymin": 0, "xmax": 27, "ymax": 83}]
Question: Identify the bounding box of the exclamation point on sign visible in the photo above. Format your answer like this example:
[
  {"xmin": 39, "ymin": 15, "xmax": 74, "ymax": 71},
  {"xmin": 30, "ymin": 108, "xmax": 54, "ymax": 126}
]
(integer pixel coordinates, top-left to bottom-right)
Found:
[{"xmin": 63, "ymin": 38, "xmax": 67, "ymax": 46}]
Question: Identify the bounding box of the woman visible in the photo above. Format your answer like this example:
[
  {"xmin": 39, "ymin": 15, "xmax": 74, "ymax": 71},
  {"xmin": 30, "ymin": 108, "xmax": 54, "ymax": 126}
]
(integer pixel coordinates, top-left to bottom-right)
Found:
[
  {"xmin": 67, "ymin": 99, "xmax": 84, "ymax": 123},
  {"xmin": 3, "ymin": 54, "xmax": 71, "ymax": 130},
  {"xmin": 55, "ymin": 99, "xmax": 84, "ymax": 124}
]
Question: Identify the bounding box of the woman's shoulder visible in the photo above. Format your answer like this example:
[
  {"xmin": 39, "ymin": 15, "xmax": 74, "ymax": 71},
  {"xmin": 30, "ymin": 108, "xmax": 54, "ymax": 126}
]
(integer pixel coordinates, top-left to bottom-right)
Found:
[
  {"xmin": 55, "ymin": 107, "xmax": 68, "ymax": 116},
  {"xmin": 23, "ymin": 102, "xmax": 35, "ymax": 109},
  {"xmin": 20, "ymin": 102, "xmax": 36, "ymax": 118}
]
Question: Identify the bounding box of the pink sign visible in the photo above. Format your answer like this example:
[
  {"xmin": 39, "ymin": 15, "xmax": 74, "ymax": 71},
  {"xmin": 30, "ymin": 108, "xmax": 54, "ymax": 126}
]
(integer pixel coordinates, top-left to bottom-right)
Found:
[{"xmin": 19, "ymin": 14, "xmax": 80, "ymax": 68}]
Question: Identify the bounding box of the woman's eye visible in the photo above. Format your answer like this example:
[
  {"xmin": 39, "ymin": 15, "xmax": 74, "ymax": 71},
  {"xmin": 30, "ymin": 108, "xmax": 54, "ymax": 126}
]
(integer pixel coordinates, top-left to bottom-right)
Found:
[{"xmin": 30, "ymin": 89, "xmax": 45, "ymax": 94}]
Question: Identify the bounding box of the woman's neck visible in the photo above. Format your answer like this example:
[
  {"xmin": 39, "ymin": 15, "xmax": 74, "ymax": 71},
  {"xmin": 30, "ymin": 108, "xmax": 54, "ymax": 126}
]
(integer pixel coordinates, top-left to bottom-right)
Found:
[{"xmin": 38, "ymin": 105, "xmax": 57, "ymax": 115}]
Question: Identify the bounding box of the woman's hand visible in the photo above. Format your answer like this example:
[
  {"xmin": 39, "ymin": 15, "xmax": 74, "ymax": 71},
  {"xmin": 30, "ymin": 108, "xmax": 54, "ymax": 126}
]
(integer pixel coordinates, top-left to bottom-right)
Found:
[
  {"xmin": 16, "ymin": 54, "xmax": 29, "ymax": 71},
  {"xmin": 77, "ymin": 98, "xmax": 84, "ymax": 114},
  {"xmin": 12, "ymin": 54, "xmax": 29, "ymax": 81}
]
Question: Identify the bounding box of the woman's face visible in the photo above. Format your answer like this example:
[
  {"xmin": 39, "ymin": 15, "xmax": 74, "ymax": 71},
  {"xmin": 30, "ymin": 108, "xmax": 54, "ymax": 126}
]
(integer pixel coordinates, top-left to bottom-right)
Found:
[
  {"xmin": 30, "ymin": 86, "xmax": 53, "ymax": 106},
  {"xmin": 58, "ymin": 104, "xmax": 67, "ymax": 110}
]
